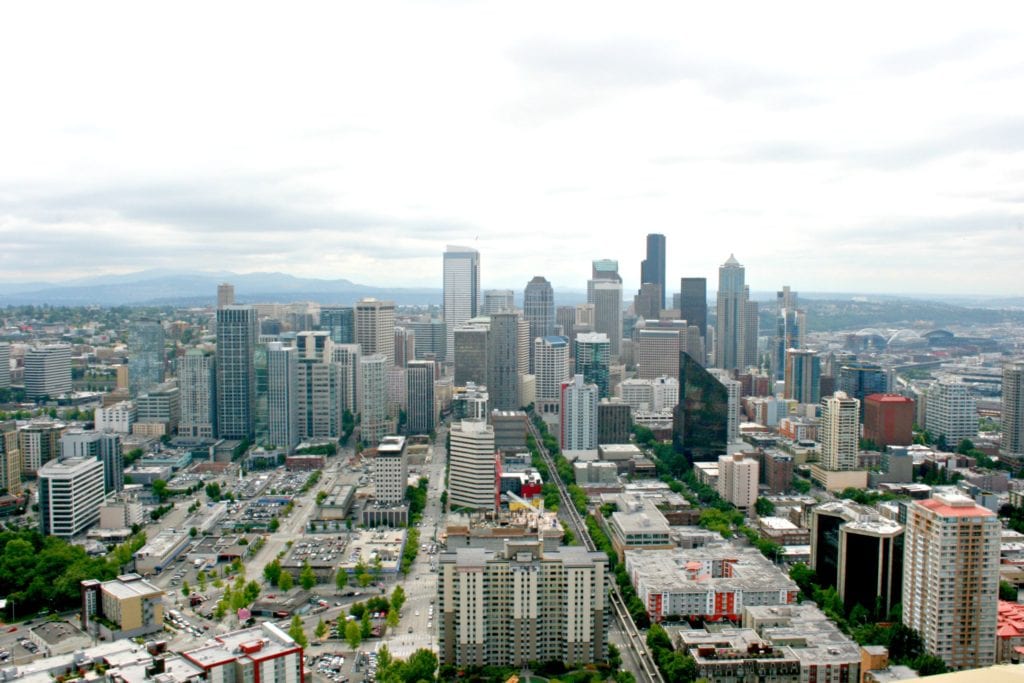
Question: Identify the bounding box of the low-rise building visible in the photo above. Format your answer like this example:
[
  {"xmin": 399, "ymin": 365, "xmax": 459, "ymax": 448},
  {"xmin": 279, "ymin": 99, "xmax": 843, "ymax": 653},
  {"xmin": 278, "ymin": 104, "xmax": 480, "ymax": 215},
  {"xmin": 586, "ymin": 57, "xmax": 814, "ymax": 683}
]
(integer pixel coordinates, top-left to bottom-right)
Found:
[
  {"xmin": 676, "ymin": 628, "xmax": 801, "ymax": 683},
  {"xmin": 81, "ymin": 574, "xmax": 164, "ymax": 640},
  {"xmin": 133, "ymin": 529, "xmax": 190, "ymax": 574},
  {"xmin": 181, "ymin": 622, "xmax": 303, "ymax": 683},
  {"xmin": 605, "ymin": 494, "xmax": 673, "ymax": 559},
  {"xmin": 28, "ymin": 620, "xmax": 92, "ymax": 657},
  {"xmin": 743, "ymin": 604, "xmax": 862, "ymax": 683}
]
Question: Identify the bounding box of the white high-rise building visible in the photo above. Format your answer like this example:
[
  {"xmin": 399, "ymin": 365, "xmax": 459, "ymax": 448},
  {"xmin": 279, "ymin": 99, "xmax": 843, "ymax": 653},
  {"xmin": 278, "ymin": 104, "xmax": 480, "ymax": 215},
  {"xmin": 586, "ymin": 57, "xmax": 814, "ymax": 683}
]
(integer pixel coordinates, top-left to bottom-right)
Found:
[
  {"xmin": 482, "ymin": 289, "xmax": 514, "ymax": 315},
  {"xmin": 618, "ymin": 377, "xmax": 678, "ymax": 414},
  {"xmin": 926, "ymin": 379, "xmax": 977, "ymax": 448},
  {"xmin": 448, "ymin": 418, "xmax": 496, "ymax": 513},
  {"xmin": 635, "ymin": 329, "xmax": 682, "ymax": 380},
  {"xmin": 266, "ymin": 343, "xmax": 299, "ymax": 452},
  {"xmin": 331, "ymin": 344, "xmax": 361, "ymax": 416},
  {"xmin": 359, "ymin": 354, "xmax": 390, "ymax": 446},
  {"xmin": 375, "ymin": 435, "xmax": 408, "ymax": 505},
  {"xmin": 38, "ymin": 457, "xmax": 105, "ymax": 538},
  {"xmin": 560, "ymin": 375, "xmax": 598, "ymax": 451},
  {"xmin": 354, "ymin": 299, "xmax": 396, "ymax": 367},
  {"xmin": 820, "ymin": 391, "xmax": 860, "ymax": 471},
  {"xmin": 178, "ymin": 349, "xmax": 216, "ymax": 438},
  {"xmin": 444, "ymin": 246, "xmax": 481, "ymax": 364},
  {"xmin": 717, "ymin": 453, "xmax": 758, "ymax": 509},
  {"xmin": 533, "ymin": 336, "xmax": 570, "ymax": 415},
  {"xmin": 24, "ymin": 344, "xmax": 72, "ymax": 399},
  {"xmin": 902, "ymin": 493, "xmax": 999, "ymax": 669},
  {"xmin": 0, "ymin": 342, "xmax": 11, "ymax": 389},
  {"xmin": 215, "ymin": 305, "xmax": 258, "ymax": 440}
]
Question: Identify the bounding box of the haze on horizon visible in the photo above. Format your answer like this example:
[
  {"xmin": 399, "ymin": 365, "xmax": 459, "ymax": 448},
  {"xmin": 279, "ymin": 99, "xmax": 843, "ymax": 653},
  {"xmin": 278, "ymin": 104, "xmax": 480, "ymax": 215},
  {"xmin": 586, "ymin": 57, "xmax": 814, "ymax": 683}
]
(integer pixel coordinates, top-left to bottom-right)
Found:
[{"xmin": 1, "ymin": 2, "xmax": 1023, "ymax": 297}]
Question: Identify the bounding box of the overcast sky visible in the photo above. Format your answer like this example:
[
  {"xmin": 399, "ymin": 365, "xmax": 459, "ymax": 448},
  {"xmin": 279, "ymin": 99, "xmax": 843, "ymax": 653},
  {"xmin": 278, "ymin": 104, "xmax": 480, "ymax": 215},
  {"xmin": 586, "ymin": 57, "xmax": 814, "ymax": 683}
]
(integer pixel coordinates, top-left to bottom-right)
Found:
[{"xmin": 2, "ymin": 2, "xmax": 1023, "ymax": 297}]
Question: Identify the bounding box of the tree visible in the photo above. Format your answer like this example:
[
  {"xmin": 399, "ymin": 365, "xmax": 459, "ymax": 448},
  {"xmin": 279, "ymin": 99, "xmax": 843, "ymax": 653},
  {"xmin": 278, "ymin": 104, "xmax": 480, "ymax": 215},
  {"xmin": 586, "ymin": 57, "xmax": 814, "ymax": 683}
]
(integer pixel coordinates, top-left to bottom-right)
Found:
[
  {"xmin": 390, "ymin": 584, "xmax": 406, "ymax": 614},
  {"xmin": 404, "ymin": 648, "xmax": 438, "ymax": 683},
  {"xmin": 181, "ymin": 580, "xmax": 190, "ymax": 597},
  {"xmin": 288, "ymin": 615, "xmax": 308, "ymax": 648},
  {"xmin": 189, "ymin": 526, "xmax": 198, "ymax": 538},
  {"xmin": 336, "ymin": 568, "xmax": 349, "ymax": 593},
  {"xmin": 278, "ymin": 571, "xmax": 294, "ymax": 591},
  {"xmin": 268, "ymin": 518, "xmax": 280, "ymax": 532},
  {"xmin": 315, "ymin": 619, "xmax": 328, "ymax": 640},
  {"xmin": 386, "ymin": 609, "xmax": 399, "ymax": 629},
  {"xmin": 344, "ymin": 620, "xmax": 362, "ymax": 649},
  {"xmin": 152, "ymin": 479, "xmax": 169, "ymax": 501},
  {"xmin": 911, "ymin": 654, "xmax": 948, "ymax": 676},
  {"xmin": 754, "ymin": 497, "xmax": 775, "ymax": 517},
  {"xmin": 300, "ymin": 561, "xmax": 316, "ymax": 590},
  {"xmin": 360, "ymin": 610, "xmax": 372, "ymax": 638},
  {"xmin": 264, "ymin": 559, "xmax": 282, "ymax": 586},
  {"xmin": 1001, "ymin": 580, "xmax": 1018, "ymax": 601}
]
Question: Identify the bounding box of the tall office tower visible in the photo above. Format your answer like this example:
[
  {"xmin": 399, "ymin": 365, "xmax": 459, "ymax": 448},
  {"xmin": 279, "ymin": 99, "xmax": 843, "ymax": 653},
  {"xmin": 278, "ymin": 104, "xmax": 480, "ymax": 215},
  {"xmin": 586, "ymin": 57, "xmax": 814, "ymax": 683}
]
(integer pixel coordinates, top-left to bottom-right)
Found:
[
  {"xmin": 641, "ymin": 233, "xmax": 667, "ymax": 309},
  {"xmin": 740, "ymin": 289, "xmax": 759, "ymax": 371},
  {"xmin": 298, "ymin": 356, "xmax": 343, "ymax": 441},
  {"xmin": 453, "ymin": 383, "xmax": 489, "ymax": 421},
  {"xmin": 37, "ymin": 457, "xmax": 105, "ymax": 538},
  {"xmin": 0, "ymin": 422, "xmax": 22, "ymax": 495},
  {"xmin": 178, "ymin": 349, "xmax": 216, "ymax": 438},
  {"xmin": 217, "ymin": 282, "xmax": 235, "ymax": 309},
  {"xmin": 354, "ymin": 298, "xmax": 396, "ymax": 367},
  {"xmin": 296, "ymin": 330, "xmax": 332, "ymax": 362},
  {"xmin": 590, "ymin": 280, "xmax": 623, "ymax": 358},
  {"xmin": 215, "ymin": 305, "xmax": 257, "ymax": 440},
  {"xmin": 560, "ymin": 374, "xmax": 599, "ymax": 451},
  {"xmin": 902, "ymin": 493, "xmax": 999, "ymax": 670},
  {"xmin": 127, "ymin": 319, "xmax": 165, "ymax": 397},
  {"xmin": 407, "ymin": 319, "xmax": 446, "ymax": 361},
  {"xmin": 820, "ymin": 391, "xmax": 860, "ymax": 471},
  {"xmin": 673, "ymin": 353, "xmax": 729, "ymax": 460},
  {"xmin": 24, "ymin": 344, "xmax": 72, "ymax": 399},
  {"xmin": 679, "ymin": 278, "xmax": 707, "ymax": 362},
  {"xmin": 864, "ymin": 394, "xmax": 915, "ymax": 448},
  {"xmin": 574, "ymin": 333, "xmax": 610, "ymax": 398},
  {"xmin": 18, "ymin": 420, "xmax": 66, "ymax": 474},
  {"xmin": 60, "ymin": 429, "xmax": 123, "ymax": 494},
  {"xmin": 715, "ymin": 255, "xmax": 746, "ymax": 371},
  {"xmin": 784, "ymin": 349, "xmax": 821, "ymax": 404},
  {"xmin": 516, "ymin": 315, "xmax": 531, "ymax": 379},
  {"xmin": 487, "ymin": 313, "xmax": 521, "ymax": 410},
  {"xmin": 598, "ymin": 400, "xmax": 632, "ymax": 444},
  {"xmin": 633, "ymin": 283, "xmax": 662, "ymax": 323},
  {"xmin": 387, "ymin": 367, "xmax": 407, "ymax": 418},
  {"xmin": 318, "ymin": 306, "xmax": 355, "ymax": 344},
  {"xmin": 406, "ymin": 361, "xmax": 436, "ymax": 434},
  {"xmin": 685, "ymin": 326, "xmax": 704, "ymax": 367},
  {"xmin": 438, "ymin": 539, "xmax": 608, "ymax": 669},
  {"xmin": 453, "ymin": 321, "xmax": 489, "ymax": 387},
  {"xmin": 524, "ymin": 276, "xmax": 555, "ymax": 369},
  {"xmin": 359, "ymin": 354, "xmax": 389, "ymax": 446},
  {"xmin": 266, "ymin": 343, "xmax": 299, "ymax": 452},
  {"xmin": 925, "ymin": 379, "xmax": 977, "ymax": 447},
  {"xmin": 375, "ymin": 435, "xmax": 408, "ymax": 504},
  {"xmin": 394, "ymin": 327, "xmax": 415, "ymax": 367},
  {"xmin": 636, "ymin": 328, "xmax": 682, "ymax": 380},
  {"xmin": 482, "ymin": 289, "xmax": 515, "ymax": 315},
  {"xmin": 718, "ymin": 453, "xmax": 758, "ymax": 509},
  {"xmin": 838, "ymin": 362, "xmax": 888, "ymax": 412},
  {"xmin": 0, "ymin": 343, "xmax": 9, "ymax": 389},
  {"xmin": 448, "ymin": 418, "xmax": 498, "ymax": 513},
  {"xmin": 443, "ymin": 245, "xmax": 481, "ymax": 364},
  {"xmin": 773, "ymin": 286, "xmax": 805, "ymax": 380},
  {"xmin": 1002, "ymin": 361, "xmax": 1024, "ymax": 459},
  {"xmin": 708, "ymin": 368, "xmax": 741, "ymax": 442},
  {"xmin": 556, "ymin": 306, "xmax": 576, "ymax": 340},
  {"xmin": 534, "ymin": 336, "xmax": 570, "ymax": 415},
  {"xmin": 331, "ymin": 344, "xmax": 361, "ymax": 415},
  {"xmin": 589, "ymin": 259, "xmax": 621, "ymax": 297}
]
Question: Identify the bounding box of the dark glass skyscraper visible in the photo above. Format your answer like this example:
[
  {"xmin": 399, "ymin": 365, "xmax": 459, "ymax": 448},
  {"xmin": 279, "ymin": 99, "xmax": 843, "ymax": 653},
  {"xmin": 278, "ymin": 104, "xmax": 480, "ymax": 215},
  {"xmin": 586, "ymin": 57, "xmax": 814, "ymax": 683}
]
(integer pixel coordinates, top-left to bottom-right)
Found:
[
  {"xmin": 673, "ymin": 351, "xmax": 728, "ymax": 461},
  {"xmin": 679, "ymin": 277, "xmax": 707, "ymax": 360},
  {"xmin": 640, "ymin": 233, "xmax": 666, "ymax": 309},
  {"xmin": 216, "ymin": 305, "xmax": 258, "ymax": 440},
  {"xmin": 524, "ymin": 276, "xmax": 554, "ymax": 372},
  {"xmin": 319, "ymin": 306, "xmax": 354, "ymax": 344}
]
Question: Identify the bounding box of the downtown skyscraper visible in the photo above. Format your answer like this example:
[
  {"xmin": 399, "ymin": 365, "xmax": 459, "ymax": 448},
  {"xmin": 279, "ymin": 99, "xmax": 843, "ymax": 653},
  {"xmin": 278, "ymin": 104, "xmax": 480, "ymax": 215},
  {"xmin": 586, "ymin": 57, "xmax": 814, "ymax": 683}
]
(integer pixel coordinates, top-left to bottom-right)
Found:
[
  {"xmin": 523, "ymin": 276, "xmax": 554, "ymax": 372},
  {"xmin": 215, "ymin": 305, "xmax": 257, "ymax": 440},
  {"xmin": 443, "ymin": 245, "xmax": 481, "ymax": 364},
  {"xmin": 679, "ymin": 277, "xmax": 707, "ymax": 364},
  {"xmin": 127, "ymin": 318, "xmax": 165, "ymax": 397},
  {"xmin": 714, "ymin": 254, "xmax": 756, "ymax": 371},
  {"xmin": 640, "ymin": 233, "xmax": 666, "ymax": 309},
  {"xmin": 1003, "ymin": 360, "xmax": 1024, "ymax": 459},
  {"xmin": 589, "ymin": 260, "xmax": 623, "ymax": 359}
]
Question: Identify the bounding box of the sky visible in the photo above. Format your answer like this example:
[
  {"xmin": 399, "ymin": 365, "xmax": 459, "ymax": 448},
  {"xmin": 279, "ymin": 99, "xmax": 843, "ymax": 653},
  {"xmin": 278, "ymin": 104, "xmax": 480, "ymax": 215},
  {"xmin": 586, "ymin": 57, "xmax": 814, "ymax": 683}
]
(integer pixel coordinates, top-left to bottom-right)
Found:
[{"xmin": 1, "ymin": 2, "xmax": 1023, "ymax": 297}]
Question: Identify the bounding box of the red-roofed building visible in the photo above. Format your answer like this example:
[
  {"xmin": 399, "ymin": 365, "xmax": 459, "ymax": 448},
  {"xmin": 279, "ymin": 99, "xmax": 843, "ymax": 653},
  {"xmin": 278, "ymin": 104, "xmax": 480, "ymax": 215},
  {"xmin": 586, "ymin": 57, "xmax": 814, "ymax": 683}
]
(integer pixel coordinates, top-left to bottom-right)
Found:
[
  {"xmin": 864, "ymin": 394, "xmax": 914, "ymax": 448},
  {"xmin": 997, "ymin": 600, "xmax": 1024, "ymax": 662}
]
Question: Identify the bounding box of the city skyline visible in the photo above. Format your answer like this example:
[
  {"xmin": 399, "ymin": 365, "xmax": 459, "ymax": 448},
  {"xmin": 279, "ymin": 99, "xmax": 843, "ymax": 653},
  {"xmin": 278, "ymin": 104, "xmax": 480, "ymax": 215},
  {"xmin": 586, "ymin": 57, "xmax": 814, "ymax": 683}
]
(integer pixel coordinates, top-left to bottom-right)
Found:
[{"xmin": 1, "ymin": 4, "xmax": 1023, "ymax": 295}]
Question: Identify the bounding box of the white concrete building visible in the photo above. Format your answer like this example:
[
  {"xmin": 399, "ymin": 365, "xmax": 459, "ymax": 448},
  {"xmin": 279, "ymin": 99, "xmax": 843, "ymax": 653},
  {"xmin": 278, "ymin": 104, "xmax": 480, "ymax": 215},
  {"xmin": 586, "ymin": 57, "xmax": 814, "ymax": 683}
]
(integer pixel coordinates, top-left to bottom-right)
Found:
[
  {"xmin": 375, "ymin": 435, "xmax": 407, "ymax": 505},
  {"xmin": 448, "ymin": 418, "xmax": 497, "ymax": 513},
  {"xmin": 926, "ymin": 379, "xmax": 977, "ymax": 447},
  {"xmin": 561, "ymin": 374, "xmax": 598, "ymax": 451},
  {"xmin": 718, "ymin": 453, "xmax": 758, "ymax": 509},
  {"xmin": 820, "ymin": 391, "xmax": 860, "ymax": 471},
  {"xmin": 24, "ymin": 344, "xmax": 72, "ymax": 399},
  {"xmin": 38, "ymin": 457, "xmax": 105, "ymax": 538}
]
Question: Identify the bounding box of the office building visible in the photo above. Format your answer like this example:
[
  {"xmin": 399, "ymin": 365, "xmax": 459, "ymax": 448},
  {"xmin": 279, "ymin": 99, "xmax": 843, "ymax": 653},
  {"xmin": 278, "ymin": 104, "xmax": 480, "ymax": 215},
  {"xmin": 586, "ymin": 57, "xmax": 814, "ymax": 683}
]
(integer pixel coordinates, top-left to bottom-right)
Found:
[
  {"xmin": 561, "ymin": 375, "xmax": 599, "ymax": 451},
  {"xmin": 375, "ymin": 435, "xmax": 408, "ymax": 504},
  {"xmin": 486, "ymin": 312, "xmax": 521, "ymax": 410},
  {"xmin": 217, "ymin": 282, "xmax": 234, "ymax": 308},
  {"xmin": 773, "ymin": 287, "xmax": 806, "ymax": 381},
  {"xmin": 0, "ymin": 422, "xmax": 22, "ymax": 495},
  {"xmin": 0, "ymin": 343, "xmax": 9, "ymax": 389},
  {"xmin": 448, "ymin": 418, "xmax": 497, "ymax": 513},
  {"xmin": 633, "ymin": 283, "xmax": 662, "ymax": 322},
  {"xmin": 718, "ymin": 453, "xmax": 758, "ymax": 508},
  {"xmin": 407, "ymin": 318, "xmax": 446, "ymax": 361},
  {"xmin": 820, "ymin": 392, "xmax": 860, "ymax": 471},
  {"xmin": 640, "ymin": 233, "xmax": 666, "ymax": 309},
  {"xmin": 598, "ymin": 400, "xmax": 632, "ymax": 444},
  {"xmin": 81, "ymin": 574, "xmax": 165, "ymax": 640},
  {"xmin": 406, "ymin": 360, "xmax": 436, "ymax": 434},
  {"xmin": 679, "ymin": 277, "xmax": 707, "ymax": 363},
  {"xmin": 574, "ymin": 332, "xmax": 610, "ymax": 398},
  {"xmin": 453, "ymin": 319, "xmax": 489, "ymax": 387},
  {"xmin": 296, "ymin": 356, "xmax": 343, "ymax": 441},
  {"xmin": 438, "ymin": 539, "xmax": 608, "ymax": 668},
  {"xmin": 394, "ymin": 326, "xmax": 415, "ymax": 367},
  {"xmin": 534, "ymin": 336, "xmax": 570, "ymax": 414},
  {"xmin": 1001, "ymin": 361, "xmax": 1024, "ymax": 459},
  {"xmin": 742, "ymin": 290, "xmax": 759, "ymax": 371},
  {"xmin": 556, "ymin": 306, "xmax": 576, "ymax": 341},
  {"xmin": 636, "ymin": 328, "xmax": 682, "ymax": 380},
  {"xmin": 619, "ymin": 376, "xmax": 678, "ymax": 414},
  {"xmin": 18, "ymin": 419, "xmax": 66, "ymax": 474},
  {"xmin": 590, "ymin": 280, "xmax": 623, "ymax": 358},
  {"xmin": 715, "ymin": 255, "xmax": 747, "ymax": 371},
  {"xmin": 127, "ymin": 319, "xmax": 165, "ymax": 397},
  {"xmin": 524, "ymin": 276, "xmax": 555, "ymax": 370},
  {"xmin": 60, "ymin": 429, "xmax": 123, "ymax": 494},
  {"xmin": 708, "ymin": 368, "xmax": 741, "ymax": 443},
  {"xmin": 95, "ymin": 401, "xmax": 135, "ymax": 434},
  {"xmin": 784, "ymin": 349, "xmax": 820, "ymax": 405},
  {"xmin": 331, "ymin": 343, "xmax": 361, "ymax": 415},
  {"xmin": 359, "ymin": 354, "xmax": 390, "ymax": 446},
  {"xmin": 482, "ymin": 289, "xmax": 515, "ymax": 315},
  {"xmin": 903, "ymin": 493, "xmax": 999, "ymax": 669},
  {"xmin": 24, "ymin": 344, "xmax": 72, "ymax": 399},
  {"xmin": 319, "ymin": 306, "xmax": 354, "ymax": 344},
  {"xmin": 864, "ymin": 394, "xmax": 915, "ymax": 448},
  {"xmin": 443, "ymin": 246, "xmax": 481, "ymax": 364},
  {"xmin": 452, "ymin": 383, "xmax": 489, "ymax": 421},
  {"xmin": 38, "ymin": 457, "xmax": 105, "ymax": 538},
  {"xmin": 838, "ymin": 362, "xmax": 888, "ymax": 413},
  {"xmin": 354, "ymin": 298, "xmax": 396, "ymax": 367},
  {"xmin": 926, "ymin": 379, "xmax": 977, "ymax": 447},
  {"xmin": 178, "ymin": 349, "xmax": 216, "ymax": 438},
  {"xmin": 266, "ymin": 343, "xmax": 299, "ymax": 452},
  {"xmin": 673, "ymin": 352, "xmax": 729, "ymax": 460},
  {"xmin": 215, "ymin": 305, "xmax": 257, "ymax": 440},
  {"xmin": 491, "ymin": 409, "xmax": 528, "ymax": 451},
  {"xmin": 135, "ymin": 381, "xmax": 180, "ymax": 432}
]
